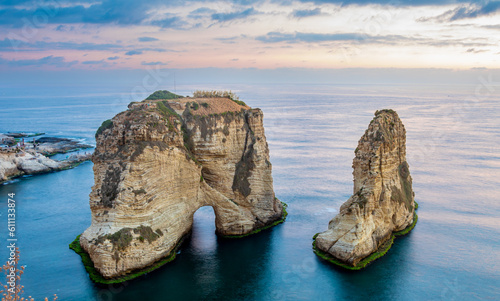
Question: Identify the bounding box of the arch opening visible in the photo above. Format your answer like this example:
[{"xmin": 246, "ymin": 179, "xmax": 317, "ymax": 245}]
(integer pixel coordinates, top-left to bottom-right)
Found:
[{"xmin": 189, "ymin": 206, "xmax": 217, "ymax": 254}]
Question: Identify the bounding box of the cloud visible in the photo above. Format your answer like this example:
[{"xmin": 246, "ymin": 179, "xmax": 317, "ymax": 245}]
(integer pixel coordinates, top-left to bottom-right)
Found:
[
  {"xmin": 284, "ymin": 0, "xmax": 471, "ymax": 6},
  {"xmin": 255, "ymin": 31, "xmax": 492, "ymax": 48},
  {"xmin": 188, "ymin": 7, "xmax": 216, "ymax": 19},
  {"xmin": 290, "ymin": 8, "xmax": 324, "ymax": 18},
  {"xmin": 82, "ymin": 59, "xmax": 105, "ymax": 65},
  {"xmin": 0, "ymin": 0, "xmax": 479, "ymax": 30},
  {"xmin": 256, "ymin": 31, "xmax": 367, "ymax": 43},
  {"xmin": 107, "ymin": 56, "xmax": 120, "ymax": 60},
  {"xmin": 53, "ymin": 24, "xmax": 75, "ymax": 32},
  {"xmin": 466, "ymin": 48, "xmax": 488, "ymax": 53},
  {"xmin": 0, "ymin": 1, "xmax": 156, "ymax": 27},
  {"xmin": 482, "ymin": 24, "xmax": 500, "ymax": 29},
  {"xmin": 0, "ymin": 38, "xmax": 175, "ymax": 55},
  {"xmin": 125, "ymin": 50, "xmax": 143, "ymax": 55},
  {"xmin": 138, "ymin": 37, "xmax": 159, "ymax": 42},
  {"xmin": 214, "ymin": 35, "xmax": 247, "ymax": 44},
  {"xmin": 141, "ymin": 61, "xmax": 168, "ymax": 65},
  {"xmin": 211, "ymin": 7, "xmax": 257, "ymax": 22},
  {"xmin": 136, "ymin": 47, "xmax": 178, "ymax": 52},
  {"xmin": 451, "ymin": 1, "xmax": 500, "ymax": 20},
  {"xmin": 150, "ymin": 16, "xmax": 186, "ymax": 28},
  {"xmin": 419, "ymin": 1, "xmax": 500, "ymax": 22},
  {"xmin": 0, "ymin": 38, "xmax": 123, "ymax": 52},
  {"xmin": 191, "ymin": 7, "xmax": 216, "ymax": 14},
  {"xmin": 0, "ymin": 0, "xmax": 199, "ymax": 29},
  {"xmin": 0, "ymin": 55, "xmax": 78, "ymax": 67}
]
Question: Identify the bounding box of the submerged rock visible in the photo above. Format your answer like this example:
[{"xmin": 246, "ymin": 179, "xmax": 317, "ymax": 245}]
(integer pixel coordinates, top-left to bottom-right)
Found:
[
  {"xmin": 314, "ymin": 109, "xmax": 416, "ymax": 268},
  {"xmin": 80, "ymin": 93, "xmax": 283, "ymax": 279}
]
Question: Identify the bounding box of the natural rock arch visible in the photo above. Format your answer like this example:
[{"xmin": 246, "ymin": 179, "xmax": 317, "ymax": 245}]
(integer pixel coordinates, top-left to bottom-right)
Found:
[{"xmin": 79, "ymin": 95, "xmax": 284, "ymax": 279}]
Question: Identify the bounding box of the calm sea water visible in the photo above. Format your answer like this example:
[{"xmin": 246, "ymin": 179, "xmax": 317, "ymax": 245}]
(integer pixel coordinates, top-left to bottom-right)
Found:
[{"xmin": 0, "ymin": 83, "xmax": 499, "ymax": 300}]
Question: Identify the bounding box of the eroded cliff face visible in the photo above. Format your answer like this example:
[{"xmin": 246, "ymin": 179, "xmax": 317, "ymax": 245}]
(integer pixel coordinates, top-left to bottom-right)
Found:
[
  {"xmin": 315, "ymin": 109, "xmax": 415, "ymax": 267},
  {"xmin": 80, "ymin": 96, "xmax": 282, "ymax": 278}
]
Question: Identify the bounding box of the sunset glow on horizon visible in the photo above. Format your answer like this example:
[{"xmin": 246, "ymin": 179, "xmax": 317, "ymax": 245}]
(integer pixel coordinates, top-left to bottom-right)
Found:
[{"xmin": 1, "ymin": 0, "xmax": 499, "ymax": 71}]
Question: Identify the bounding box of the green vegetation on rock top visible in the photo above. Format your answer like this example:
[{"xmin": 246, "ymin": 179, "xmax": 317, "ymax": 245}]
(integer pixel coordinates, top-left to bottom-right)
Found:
[
  {"xmin": 146, "ymin": 90, "xmax": 184, "ymax": 100},
  {"xmin": 96, "ymin": 119, "xmax": 113, "ymax": 136},
  {"xmin": 192, "ymin": 90, "xmax": 247, "ymax": 106},
  {"xmin": 375, "ymin": 109, "xmax": 396, "ymax": 116},
  {"xmin": 156, "ymin": 101, "xmax": 180, "ymax": 118}
]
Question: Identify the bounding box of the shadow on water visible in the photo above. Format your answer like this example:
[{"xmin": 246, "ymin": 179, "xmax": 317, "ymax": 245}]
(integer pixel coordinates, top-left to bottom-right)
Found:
[{"xmin": 108, "ymin": 206, "xmax": 275, "ymax": 301}]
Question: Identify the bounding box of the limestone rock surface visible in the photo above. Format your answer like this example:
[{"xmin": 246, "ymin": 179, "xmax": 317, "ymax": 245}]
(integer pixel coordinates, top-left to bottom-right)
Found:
[
  {"xmin": 315, "ymin": 109, "xmax": 415, "ymax": 267},
  {"xmin": 80, "ymin": 95, "xmax": 282, "ymax": 278},
  {"xmin": 0, "ymin": 151, "xmax": 91, "ymax": 183}
]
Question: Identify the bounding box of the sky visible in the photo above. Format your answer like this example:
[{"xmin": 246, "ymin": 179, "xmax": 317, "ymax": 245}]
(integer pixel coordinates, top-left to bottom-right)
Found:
[{"xmin": 0, "ymin": 0, "xmax": 499, "ymax": 72}]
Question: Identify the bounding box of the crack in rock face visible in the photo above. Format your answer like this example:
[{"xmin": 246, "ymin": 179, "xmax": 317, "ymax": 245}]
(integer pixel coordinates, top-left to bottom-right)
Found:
[
  {"xmin": 80, "ymin": 96, "xmax": 282, "ymax": 278},
  {"xmin": 315, "ymin": 109, "xmax": 416, "ymax": 267}
]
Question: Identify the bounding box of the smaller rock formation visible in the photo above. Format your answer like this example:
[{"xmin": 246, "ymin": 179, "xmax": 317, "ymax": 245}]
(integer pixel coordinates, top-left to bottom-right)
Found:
[{"xmin": 314, "ymin": 109, "xmax": 417, "ymax": 268}]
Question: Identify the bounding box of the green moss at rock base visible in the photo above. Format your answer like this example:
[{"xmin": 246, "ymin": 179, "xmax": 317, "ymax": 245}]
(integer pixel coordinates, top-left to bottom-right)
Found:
[
  {"xmin": 312, "ymin": 234, "xmax": 395, "ymax": 271},
  {"xmin": 70, "ymin": 200, "xmax": 290, "ymax": 283},
  {"xmin": 69, "ymin": 234, "xmax": 186, "ymax": 285},
  {"xmin": 394, "ymin": 213, "xmax": 418, "ymax": 237},
  {"xmin": 58, "ymin": 160, "xmax": 90, "ymax": 171},
  {"xmin": 220, "ymin": 201, "xmax": 288, "ymax": 239},
  {"xmin": 393, "ymin": 201, "xmax": 419, "ymax": 237},
  {"xmin": 312, "ymin": 202, "xmax": 419, "ymax": 270}
]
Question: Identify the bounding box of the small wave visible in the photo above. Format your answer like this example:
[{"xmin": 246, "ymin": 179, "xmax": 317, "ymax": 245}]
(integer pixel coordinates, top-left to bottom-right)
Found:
[{"xmin": 2, "ymin": 179, "xmax": 20, "ymax": 185}]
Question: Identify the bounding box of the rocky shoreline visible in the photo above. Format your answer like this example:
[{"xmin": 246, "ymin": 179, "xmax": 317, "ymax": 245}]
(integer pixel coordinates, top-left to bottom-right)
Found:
[{"xmin": 0, "ymin": 133, "xmax": 93, "ymax": 184}]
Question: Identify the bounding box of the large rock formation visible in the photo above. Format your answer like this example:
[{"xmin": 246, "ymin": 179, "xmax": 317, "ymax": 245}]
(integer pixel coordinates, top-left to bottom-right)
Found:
[
  {"xmin": 80, "ymin": 93, "xmax": 283, "ymax": 279},
  {"xmin": 315, "ymin": 109, "xmax": 416, "ymax": 267}
]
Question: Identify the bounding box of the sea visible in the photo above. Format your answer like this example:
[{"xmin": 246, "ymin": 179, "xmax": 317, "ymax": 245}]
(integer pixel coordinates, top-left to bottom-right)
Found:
[{"xmin": 0, "ymin": 81, "xmax": 499, "ymax": 300}]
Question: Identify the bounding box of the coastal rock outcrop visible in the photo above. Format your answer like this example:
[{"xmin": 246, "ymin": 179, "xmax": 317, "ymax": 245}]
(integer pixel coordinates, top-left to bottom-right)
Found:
[
  {"xmin": 314, "ymin": 109, "xmax": 416, "ymax": 268},
  {"xmin": 80, "ymin": 92, "xmax": 283, "ymax": 279},
  {"xmin": 0, "ymin": 136, "xmax": 92, "ymax": 184},
  {"xmin": 33, "ymin": 137, "xmax": 92, "ymax": 155}
]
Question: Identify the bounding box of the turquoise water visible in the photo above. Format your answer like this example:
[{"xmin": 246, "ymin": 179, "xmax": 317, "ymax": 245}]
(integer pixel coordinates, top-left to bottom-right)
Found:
[{"xmin": 0, "ymin": 83, "xmax": 499, "ymax": 300}]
